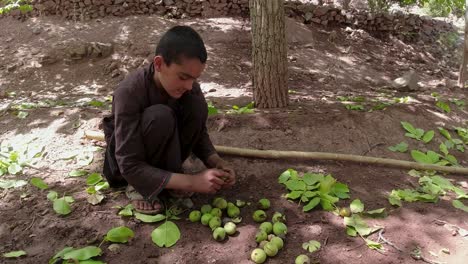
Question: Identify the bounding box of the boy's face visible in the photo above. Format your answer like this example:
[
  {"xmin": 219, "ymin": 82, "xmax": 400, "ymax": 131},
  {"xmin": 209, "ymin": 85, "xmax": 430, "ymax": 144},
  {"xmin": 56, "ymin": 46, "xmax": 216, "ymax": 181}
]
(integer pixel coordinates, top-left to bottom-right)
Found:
[{"xmin": 154, "ymin": 55, "xmax": 205, "ymax": 99}]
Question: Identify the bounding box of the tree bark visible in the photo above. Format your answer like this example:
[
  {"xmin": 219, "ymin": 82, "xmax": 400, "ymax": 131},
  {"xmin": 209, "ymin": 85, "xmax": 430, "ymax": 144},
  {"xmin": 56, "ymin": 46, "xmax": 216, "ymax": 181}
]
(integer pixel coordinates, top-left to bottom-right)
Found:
[
  {"xmin": 458, "ymin": 2, "xmax": 468, "ymax": 87},
  {"xmin": 249, "ymin": 0, "xmax": 288, "ymax": 108}
]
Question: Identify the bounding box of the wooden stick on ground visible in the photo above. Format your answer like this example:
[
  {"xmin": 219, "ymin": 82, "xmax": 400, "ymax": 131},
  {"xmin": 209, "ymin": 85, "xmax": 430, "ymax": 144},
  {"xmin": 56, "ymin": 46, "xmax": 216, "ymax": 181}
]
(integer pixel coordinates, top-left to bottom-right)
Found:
[{"xmin": 84, "ymin": 130, "xmax": 468, "ymax": 175}]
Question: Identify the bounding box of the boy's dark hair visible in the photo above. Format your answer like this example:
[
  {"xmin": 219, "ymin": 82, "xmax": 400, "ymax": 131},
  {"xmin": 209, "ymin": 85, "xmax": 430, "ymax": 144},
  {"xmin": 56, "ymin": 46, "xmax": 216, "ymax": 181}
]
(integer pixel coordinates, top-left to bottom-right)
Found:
[{"xmin": 155, "ymin": 26, "xmax": 207, "ymax": 65}]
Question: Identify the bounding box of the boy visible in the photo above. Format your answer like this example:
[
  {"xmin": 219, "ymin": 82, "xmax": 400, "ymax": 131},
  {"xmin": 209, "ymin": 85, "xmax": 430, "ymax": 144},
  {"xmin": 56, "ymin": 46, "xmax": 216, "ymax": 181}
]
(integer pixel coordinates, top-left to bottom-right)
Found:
[{"xmin": 102, "ymin": 26, "xmax": 235, "ymax": 214}]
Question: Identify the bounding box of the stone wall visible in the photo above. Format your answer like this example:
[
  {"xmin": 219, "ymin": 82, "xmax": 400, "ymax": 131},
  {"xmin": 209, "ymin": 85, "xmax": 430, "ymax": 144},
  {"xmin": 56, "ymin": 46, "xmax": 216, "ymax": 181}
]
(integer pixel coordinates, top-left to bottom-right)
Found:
[{"xmin": 1, "ymin": 0, "xmax": 454, "ymax": 41}]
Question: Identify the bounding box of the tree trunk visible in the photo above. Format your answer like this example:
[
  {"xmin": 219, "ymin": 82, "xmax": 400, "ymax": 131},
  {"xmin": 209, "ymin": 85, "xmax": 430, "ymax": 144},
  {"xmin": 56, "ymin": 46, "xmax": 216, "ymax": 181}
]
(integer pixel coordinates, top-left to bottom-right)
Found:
[
  {"xmin": 458, "ymin": 2, "xmax": 468, "ymax": 87},
  {"xmin": 249, "ymin": 0, "xmax": 288, "ymax": 108}
]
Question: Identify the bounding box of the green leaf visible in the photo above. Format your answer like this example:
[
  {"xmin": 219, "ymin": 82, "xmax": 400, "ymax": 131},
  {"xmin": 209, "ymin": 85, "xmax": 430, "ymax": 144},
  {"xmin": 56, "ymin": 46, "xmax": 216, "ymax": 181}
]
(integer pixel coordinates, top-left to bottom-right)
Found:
[
  {"xmin": 30, "ymin": 177, "xmax": 48, "ymax": 190},
  {"xmin": 302, "ymin": 240, "xmax": 321, "ymax": 253},
  {"xmin": 346, "ymin": 226, "xmax": 357, "ymax": 236},
  {"xmin": 303, "ymin": 191, "xmax": 318, "ymax": 198},
  {"xmin": 64, "ymin": 196, "xmax": 75, "ymax": 203},
  {"xmin": 86, "ymin": 186, "xmax": 96, "ymax": 194},
  {"xmin": 50, "ymin": 247, "xmax": 74, "ymax": 262},
  {"xmin": 422, "ymin": 130, "xmax": 434, "ymax": 143},
  {"xmin": 438, "ymin": 127, "xmax": 452, "ymax": 140},
  {"xmin": 285, "ymin": 179, "xmax": 306, "ymax": 191},
  {"xmin": 452, "ymin": 200, "xmax": 468, "ymax": 212},
  {"xmin": 319, "ymin": 174, "xmax": 336, "ymax": 193},
  {"xmin": 88, "ymin": 100, "xmax": 105, "ymax": 107},
  {"xmin": 444, "ymin": 154, "xmax": 458, "ymax": 165},
  {"xmin": 68, "ymin": 170, "xmax": 88, "ymax": 177},
  {"xmin": 388, "ymin": 191, "xmax": 402, "ymax": 206},
  {"xmin": 95, "ymin": 181, "xmax": 109, "ymax": 191},
  {"xmin": 151, "ymin": 221, "xmax": 181, "ymax": 248},
  {"xmin": 0, "ymin": 179, "xmax": 27, "ymax": 189},
  {"xmin": 53, "ymin": 197, "xmax": 72, "ymax": 215},
  {"xmin": 47, "ymin": 191, "xmax": 58, "ymax": 201},
  {"xmin": 86, "ymin": 173, "xmax": 103, "ymax": 185},
  {"xmin": 134, "ymin": 212, "xmax": 166, "ymax": 223},
  {"xmin": 350, "ymin": 199, "xmax": 364, "ymax": 214},
  {"xmin": 207, "ymin": 102, "xmax": 218, "ymax": 115},
  {"xmin": 87, "ymin": 193, "xmax": 104, "ymax": 205},
  {"xmin": 302, "ymin": 173, "xmax": 323, "ymax": 186},
  {"xmin": 344, "ymin": 215, "xmax": 375, "ymax": 236},
  {"xmin": 436, "ymin": 101, "xmax": 451, "ymax": 113},
  {"xmin": 365, "ymin": 238, "xmax": 383, "ymax": 250},
  {"xmin": 362, "ymin": 208, "xmax": 387, "ymax": 218},
  {"xmin": 411, "ymin": 150, "xmax": 432, "ymax": 164},
  {"xmin": 63, "ymin": 246, "xmax": 102, "ymax": 261},
  {"xmin": 278, "ymin": 169, "xmax": 297, "ymax": 184},
  {"xmin": 320, "ymin": 198, "xmax": 334, "ymax": 211},
  {"xmin": 118, "ymin": 204, "xmax": 134, "ymax": 216},
  {"xmin": 3, "ymin": 250, "xmax": 27, "ymax": 258},
  {"xmin": 401, "ymin": 121, "xmax": 416, "ymax": 134},
  {"xmin": 429, "ymin": 176, "xmax": 454, "ymax": 191},
  {"xmin": 439, "ymin": 143, "xmax": 449, "ymax": 156},
  {"xmin": 17, "ymin": 111, "xmax": 29, "ymax": 119},
  {"xmin": 303, "ymin": 197, "xmax": 321, "ymax": 212},
  {"xmin": 388, "ymin": 142, "xmax": 408, "ymax": 152},
  {"xmin": 105, "ymin": 226, "xmax": 134, "ymax": 243},
  {"xmin": 330, "ymin": 182, "xmax": 350, "ymax": 199},
  {"xmin": 8, "ymin": 163, "xmax": 22, "ymax": 174},
  {"xmin": 286, "ymin": 190, "xmax": 303, "ymax": 200},
  {"xmin": 426, "ymin": 151, "xmax": 440, "ymax": 164}
]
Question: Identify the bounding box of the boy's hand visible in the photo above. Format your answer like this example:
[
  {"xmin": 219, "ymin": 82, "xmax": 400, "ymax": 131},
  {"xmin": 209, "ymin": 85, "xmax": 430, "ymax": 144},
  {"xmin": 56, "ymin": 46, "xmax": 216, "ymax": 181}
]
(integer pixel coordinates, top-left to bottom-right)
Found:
[
  {"xmin": 192, "ymin": 169, "xmax": 227, "ymax": 193},
  {"xmin": 207, "ymin": 154, "xmax": 236, "ymax": 188}
]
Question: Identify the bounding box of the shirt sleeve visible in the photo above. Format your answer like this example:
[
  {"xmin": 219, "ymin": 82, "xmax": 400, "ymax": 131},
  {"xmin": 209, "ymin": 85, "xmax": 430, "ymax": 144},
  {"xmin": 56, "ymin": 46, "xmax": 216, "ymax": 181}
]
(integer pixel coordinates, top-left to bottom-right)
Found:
[{"xmin": 113, "ymin": 78, "xmax": 171, "ymax": 202}]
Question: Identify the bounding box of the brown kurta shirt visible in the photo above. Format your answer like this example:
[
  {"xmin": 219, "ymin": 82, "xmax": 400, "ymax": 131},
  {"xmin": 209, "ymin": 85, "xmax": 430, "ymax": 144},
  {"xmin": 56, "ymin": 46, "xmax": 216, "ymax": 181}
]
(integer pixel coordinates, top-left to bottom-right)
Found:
[{"xmin": 104, "ymin": 63, "xmax": 216, "ymax": 200}]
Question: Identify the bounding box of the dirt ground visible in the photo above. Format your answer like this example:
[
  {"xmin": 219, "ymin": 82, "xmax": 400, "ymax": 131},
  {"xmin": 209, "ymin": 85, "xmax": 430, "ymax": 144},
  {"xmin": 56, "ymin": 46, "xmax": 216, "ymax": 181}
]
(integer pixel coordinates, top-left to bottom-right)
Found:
[{"xmin": 0, "ymin": 13, "xmax": 467, "ymax": 264}]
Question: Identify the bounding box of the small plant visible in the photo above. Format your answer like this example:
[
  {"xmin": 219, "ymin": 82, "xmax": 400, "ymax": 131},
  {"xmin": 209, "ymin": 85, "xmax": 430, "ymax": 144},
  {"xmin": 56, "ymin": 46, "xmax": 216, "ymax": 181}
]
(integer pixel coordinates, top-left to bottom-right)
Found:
[
  {"xmin": 0, "ymin": 0, "xmax": 32, "ymax": 15},
  {"xmin": 439, "ymin": 127, "xmax": 465, "ymax": 153},
  {"xmin": 207, "ymin": 101, "xmax": 219, "ymax": 115},
  {"xmin": 227, "ymin": 102, "xmax": 255, "ymax": 114},
  {"xmin": 278, "ymin": 169, "xmax": 350, "ymax": 212},
  {"xmin": 85, "ymin": 173, "xmax": 109, "ymax": 205},
  {"xmin": 401, "ymin": 121, "xmax": 434, "ymax": 143}
]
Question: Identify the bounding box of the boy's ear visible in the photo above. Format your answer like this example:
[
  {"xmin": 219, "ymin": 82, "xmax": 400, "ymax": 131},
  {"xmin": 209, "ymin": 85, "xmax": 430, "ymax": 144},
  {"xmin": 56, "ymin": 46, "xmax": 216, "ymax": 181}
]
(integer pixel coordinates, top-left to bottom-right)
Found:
[{"xmin": 154, "ymin": 56, "xmax": 163, "ymax": 72}]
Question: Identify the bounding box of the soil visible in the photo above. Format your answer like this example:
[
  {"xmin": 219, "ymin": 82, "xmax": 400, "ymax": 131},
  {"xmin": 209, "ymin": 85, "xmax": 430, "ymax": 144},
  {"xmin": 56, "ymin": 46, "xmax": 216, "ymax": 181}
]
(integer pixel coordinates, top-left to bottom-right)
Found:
[{"xmin": 0, "ymin": 14, "xmax": 467, "ymax": 264}]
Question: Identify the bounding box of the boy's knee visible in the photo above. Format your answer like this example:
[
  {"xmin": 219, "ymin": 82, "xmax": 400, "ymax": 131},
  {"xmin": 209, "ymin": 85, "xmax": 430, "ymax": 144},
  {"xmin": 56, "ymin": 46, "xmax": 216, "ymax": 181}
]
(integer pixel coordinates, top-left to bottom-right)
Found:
[
  {"xmin": 181, "ymin": 94, "xmax": 207, "ymax": 121},
  {"xmin": 141, "ymin": 105, "xmax": 176, "ymax": 135}
]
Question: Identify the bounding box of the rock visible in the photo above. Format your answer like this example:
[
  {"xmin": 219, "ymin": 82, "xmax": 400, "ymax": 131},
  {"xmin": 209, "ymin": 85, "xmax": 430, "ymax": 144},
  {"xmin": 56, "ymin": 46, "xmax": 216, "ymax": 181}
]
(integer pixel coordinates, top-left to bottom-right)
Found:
[
  {"xmin": 304, "ymin": 12, "xmax": 313, "ymax": 22},
  {"xmin": 32, "ymin": 27, "xmax": 42, "ymax": 35},
  {"xmin": 392, "ymin": 71, "xmax": 419, "ymax": 92},
  {"xmin": 7, "ymin": 64, "xmax": 17, "ymax": 72},
  {"xmin": 108, "ymin": 244, "xmax": 121, "ymax": 253},
  {"xmin": 313, "ymin": 6, "xmax": 329, "ymax": 17},
  {"xmin": 111, "ymin": 69, "xmax": 120, "ymax": 78}
]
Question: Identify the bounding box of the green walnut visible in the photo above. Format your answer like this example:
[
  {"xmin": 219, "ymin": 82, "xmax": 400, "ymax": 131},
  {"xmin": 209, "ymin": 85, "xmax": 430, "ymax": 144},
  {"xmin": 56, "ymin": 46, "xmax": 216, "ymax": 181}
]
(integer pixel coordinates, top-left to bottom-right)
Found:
[
  {"xmin": 227, "ymin": 205, "xmax": 240, "ymax": 218},
  {"xmin": 295, "ymin": 254, "xmax": 310, "ymax": 264},
  {"xmin": 259, "ymin": 240, "xmax": 268, "ymax": 249},
  {"xmin": 270, "ymin": 236, "xmax": 284, "ymax": 250},
  {"xmin": 224, "ymin": 222, "xmax": 237, "ymax": 235},
  {"xmin": 189, "ymin": 210, "xmax": 201, "ymax": 222},
  {"xmin": 212, "ymin": 197, "xmax": 228, "ymax": 209},
  {"xmin": 201, "ymin": 204, "xmax": 212, "ymax": 214},
  {"xmin": 201, "ymin": 213, "xmax": 213, "ymax": 226},
  {"xmin": 209, "ymin": 216, "xmax": 222, "ymax": 230},
  {"xmin": 258, "ymin": 198, "xmax": 270, "ymax": 210},
  {"xmin": 255, "ymin": 230, "xmax": 268, "ymax": 243},
  {"xmin": 272, "ymin": 212, "xmax": 286, "ymax": 223},
  {"xmin": 273, "ymin": 222, "xmax": 287, "ymax": 236},
  {"xmin": 259, "ymin": 222, "xmax": 273, "ymax": 234},
  {"xmin": 213, "ymin": 227, "xmax": 226, "ymax": 241},
  {"xmin": 211, "ymin": 208, "xmax": 223, "ymax": 218},
  {"xmin": 263, "ymin": 242, "xmax": 278, "ymax": 257},
  {"xmin": 253, "ymin": 210, "xmax": 267, "ymax": 222},
  {"xmin": 251, "ymin": 248, "xmax": 267, "ymax": 264},
  {"xmin": 235, "ymin": 199, "xmax": 246, "ymax": 207},
  {"xmin": 339, "ymin": 207, "xmax": 351, "ymax": 217}
]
